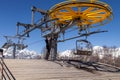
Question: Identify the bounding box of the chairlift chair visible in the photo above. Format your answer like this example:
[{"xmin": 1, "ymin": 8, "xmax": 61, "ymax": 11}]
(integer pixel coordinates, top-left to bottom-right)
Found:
[
  {"xmin": 2, "ymin": 43, "xmax": 12, "ymax": 49},
  {"xmin": 74, "ymin": 39, "xmax": 93, "ymax": 56}
]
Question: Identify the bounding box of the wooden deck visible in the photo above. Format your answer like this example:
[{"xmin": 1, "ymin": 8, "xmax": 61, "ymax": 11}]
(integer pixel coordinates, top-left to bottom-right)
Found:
[{"xmin": 4, "ymin": 59, "xmax": 120, "ymax": 80}]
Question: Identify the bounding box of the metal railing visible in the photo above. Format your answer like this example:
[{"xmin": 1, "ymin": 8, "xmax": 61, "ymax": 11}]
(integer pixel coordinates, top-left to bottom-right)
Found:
[{"xmin": 0, "ymin": 58, "xmax": 16, "ymax": 80}]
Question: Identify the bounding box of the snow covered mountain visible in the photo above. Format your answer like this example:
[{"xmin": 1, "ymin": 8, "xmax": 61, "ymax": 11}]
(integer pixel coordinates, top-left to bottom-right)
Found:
[
  {"xmin": 2, "ymin": 46, "xmax": 120, "ymax": 59},
  {"xmin": 3, "ymin": 48, "xmax": 41, "ymax": 59},
  {"xmin": 59, "ymin": 46, "xmax": 120, "ymax": 58},
  {"xmin": 59, "ymin": 50, "xmax": 76, "ymax": 58}
]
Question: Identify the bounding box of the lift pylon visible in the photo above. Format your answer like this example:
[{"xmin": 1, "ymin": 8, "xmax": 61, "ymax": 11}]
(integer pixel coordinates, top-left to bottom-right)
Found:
[{"xmin": 16, "ymin": 0, "xmax": 113, "ymax": 60}]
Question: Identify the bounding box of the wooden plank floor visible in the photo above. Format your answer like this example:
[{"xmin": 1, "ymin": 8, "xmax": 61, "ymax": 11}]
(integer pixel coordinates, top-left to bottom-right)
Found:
[{"xmin": 4, "ymin": 59, "xmax": 120, "ymax": 80}]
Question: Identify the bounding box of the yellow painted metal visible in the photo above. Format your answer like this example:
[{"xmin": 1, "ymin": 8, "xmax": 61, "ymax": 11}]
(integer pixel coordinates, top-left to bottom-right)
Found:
[{"xmin": 48, "ymin": 0, "xmax": 113, "ymax": 27}]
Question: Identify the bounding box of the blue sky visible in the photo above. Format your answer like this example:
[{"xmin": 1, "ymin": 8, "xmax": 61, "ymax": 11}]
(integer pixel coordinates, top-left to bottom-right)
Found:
[{"xmin": 0, "ymin": 0, "xmax": 120, "ymax": 53}]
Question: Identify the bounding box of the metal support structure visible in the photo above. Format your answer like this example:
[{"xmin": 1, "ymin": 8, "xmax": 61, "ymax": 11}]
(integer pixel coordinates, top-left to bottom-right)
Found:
[
  {"xmin": 16, "ymin": 22, "xmax": 34, "ymax": 37},
  {"xmin": 45, "ymin": 35, "xmax": 58, "ymax": 61},
  {"xmin": 2, "ymin": 36, "xmax": 27, "ymax": 59},
  {"xmin": 45, "ymin": 37, "xmax": 52, "ymax": 60},
  {"xmin": 16, "ymin": 0, "xmax": 113, "ymax": 60},
  {"xmin": 17, "ymin": 18, "xmax": 58, "ymax": 37},
  {"xmin": 13, "ymin": 43, "xmax": 16, "ymax": 59},
  {"xmin": 31, "ymin": 8, "xmax": 35, "ymax": 25},
  {"xmin": 31, "ymin": 6, "xmax": 47, "ymax": 15},
  {"xmin": 58, "ymin": 30, "xmax": 108, "ymax": 42},
  {"xmin": 50, "ymin": 35, "xmax": 58, "ymax": 60}
]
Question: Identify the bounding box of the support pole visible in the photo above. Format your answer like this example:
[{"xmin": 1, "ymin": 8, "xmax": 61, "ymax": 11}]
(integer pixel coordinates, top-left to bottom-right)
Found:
[
  {"xmin": 13, "ymin": 44, "xmax": 16, "ymax": 59},
  {"xmin": 45, "ymin": 37, "xmax": 52, "ymax": 60},
  {"xmin": 45, "ymin": 35, "xmax": 58, "ymax": 61},
  {"xmin": 31, "ymin": 9, "xmax": 35, "ymax": 25},
  {"xmin": 16, "ymin": 26, "xmax": 19, "ymax": 36},
  {"xmin": 51, "ymin": 35, "xmax": 58, "ymax": 61}
]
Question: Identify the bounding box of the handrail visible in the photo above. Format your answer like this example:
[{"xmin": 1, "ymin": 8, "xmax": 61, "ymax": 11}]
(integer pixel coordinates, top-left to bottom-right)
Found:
[{"xmin": 0, "ymin": 58, "xmax": 16, "ymax": 80}]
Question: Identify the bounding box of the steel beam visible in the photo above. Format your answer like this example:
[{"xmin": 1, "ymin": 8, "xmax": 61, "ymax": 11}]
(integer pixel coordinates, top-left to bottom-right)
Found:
[
  {"xmin": 58, "ymin": 30, "xmax": 108, "ymax": 42},
  {"xmin": 31, "ymin": 6, "xmax": 47, "ymax": 15},
  {"xmin": 18, "ymin": 18, "xmax": 58, "ymax": 37}
]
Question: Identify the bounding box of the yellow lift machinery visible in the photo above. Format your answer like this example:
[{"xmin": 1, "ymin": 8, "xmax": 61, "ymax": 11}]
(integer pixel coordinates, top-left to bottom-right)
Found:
[
  {"xmin": 48, "ymin": 0, "xmax": 113, "ymax": 56},
  {"xmin": 49, "ymin": 0, "xmax": 112, "ymax": 29}
]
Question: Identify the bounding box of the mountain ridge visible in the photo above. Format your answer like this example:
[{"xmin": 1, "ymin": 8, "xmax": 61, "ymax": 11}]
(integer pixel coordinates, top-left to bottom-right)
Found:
[{"xmin": 2, "ymin": 46, "xmax": 120, "ymax": 59}]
